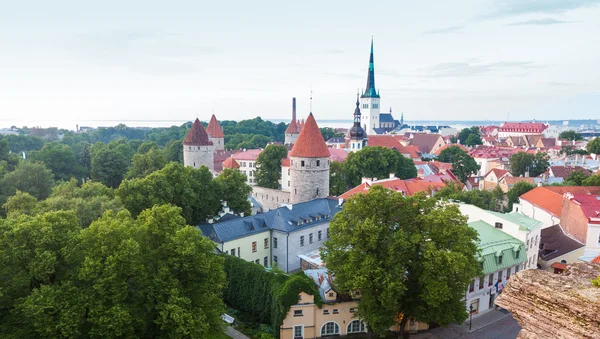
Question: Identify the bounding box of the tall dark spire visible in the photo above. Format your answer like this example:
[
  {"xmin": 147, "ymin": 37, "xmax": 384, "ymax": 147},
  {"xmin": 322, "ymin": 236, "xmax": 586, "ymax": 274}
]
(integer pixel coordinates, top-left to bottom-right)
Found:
[
  {"xmin": 350, "ymin": 93, "xmax": 366, "ymax": 139},
  {"xmin": 361, "ymin": 37, "xmax": 380, "ymax": 99}
]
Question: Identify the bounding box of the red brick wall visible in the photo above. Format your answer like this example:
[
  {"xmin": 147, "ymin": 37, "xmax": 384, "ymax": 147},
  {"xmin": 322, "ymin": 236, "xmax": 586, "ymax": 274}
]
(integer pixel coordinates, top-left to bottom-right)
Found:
[{"xmin": 560, "ymin": 197, "xmax": 588, "ymax": 244}]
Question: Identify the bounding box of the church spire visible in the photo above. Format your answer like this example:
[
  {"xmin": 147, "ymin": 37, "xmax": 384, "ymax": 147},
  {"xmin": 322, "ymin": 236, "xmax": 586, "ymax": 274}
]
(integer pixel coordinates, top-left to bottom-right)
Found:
[
  {"xmin": 362, "ymin": 37, "xmax": 380, "ymax": 98},
  {"xmin": 350, "ymin": 93, "xmax": 366, "ymax": 140}
]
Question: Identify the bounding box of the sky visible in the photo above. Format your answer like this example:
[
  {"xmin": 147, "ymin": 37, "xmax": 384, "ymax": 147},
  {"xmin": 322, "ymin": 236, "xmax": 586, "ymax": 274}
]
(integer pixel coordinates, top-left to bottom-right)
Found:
[{"xmin": 1, "ymin": 0, "xmax": 599, "ymax": 128}]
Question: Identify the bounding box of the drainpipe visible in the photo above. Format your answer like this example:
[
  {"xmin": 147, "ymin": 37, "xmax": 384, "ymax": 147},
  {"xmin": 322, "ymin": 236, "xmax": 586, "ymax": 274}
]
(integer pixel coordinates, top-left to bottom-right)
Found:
[{"xmin": 286, "ymin": 233, "xmax": 289, "ymax": 273}]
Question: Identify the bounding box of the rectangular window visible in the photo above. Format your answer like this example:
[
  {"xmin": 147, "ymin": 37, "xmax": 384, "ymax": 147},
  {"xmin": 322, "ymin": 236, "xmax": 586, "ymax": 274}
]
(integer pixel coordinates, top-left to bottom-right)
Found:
[
  {"xmin": 515, "ymin": 265, "xmax": 520, "ymax": 273},
  {"xmin": 293, "ymin": 310, "xmax": 303, "ymax": 317},
  {"xmin": 316, "ymin": 160, "xmax": 320, "ymax": 167},
  {"xmin": 249, "ymin": 162, "xmax": 253, "ymax": 168},
  {"xmin": 318, "ymin": 230, "xmax": 322, "ymax": 241},
  {"xmin": 350, "ymin": 308, "xmax": 357, "ymax": 313},
  {"xmin": 255, "ymin": 259, "xmax": 259, "ymax": 264},
  {"xmin": 323, "ymin": 310, "xmax": 329, "ymax": 315},
  {"xmin": 328, "ymin": 292, "xmax": 334, "ymax": 297},
  {"xmin": 309, "ymin": 233, "xmax": 313, "ymax": 244},
  {"xmin": 274, "ymin": 237, "xmax": 278, "ymax": 249},
  {"xmin": 264, "ymin": 256, "xmax": 268, "ymax": 267},
  {"xmin": 301, "ymin": 161, "xmax": 305, "ymax": 167},
  {"xmin": 294, "ymin": 325, "xmax": 303, "ymax": 339},
  {"xmin": 507, "ymin": 267, "xmax": 511, "ymax": 280},
  {"xmin": 273, "ymin": 255, "xmax": 278, "ymax": 264},
  {"xmin": 300, "ymin": 236, "xmax": 304, "ymax": 247},
  {"xmin": 498, "ymin": 270, "xmax": 503, "ymax": 282},
  {"xmin": 231, "ymin": 249, "xmax": 236, "ymax": 257},
  {"xmin": 469, "ymin": 281, "xmax": 474, "ymax": 293},
  {"xmin": 288, "ymin": 181, "xmax": 290, "ymax": 187},
  {"xmin": 516, "ymin": 250, "xmax": 520, "ymax": 259},
  {"xmin": 264, "ymin": 238, "xmax": 269, "ymax": 249},
  {"xmin": 479, "ymin": 276, "xmax": 485, "ymax": 290},
  {"xmin": 252, "ymin": 241, "xmax": 257, "ymax": 253},
  {"xmin": 333, "ymin": 309, "xmax": 339, "ymax": 314},
  {"xmin": 495, "ymin": 222, "xmax": 503, "ymax": 229},
  {"xmin": 498, "ymin": 255, "xmax": 503, "ymax": 265},
  {"xmin": 488, "ymin": 273, "xmax": 493, "ymax": 286}
]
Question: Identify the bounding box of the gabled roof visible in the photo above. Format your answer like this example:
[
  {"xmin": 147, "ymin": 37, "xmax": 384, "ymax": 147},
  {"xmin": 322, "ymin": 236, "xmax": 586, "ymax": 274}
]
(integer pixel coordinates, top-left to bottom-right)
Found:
[
  {"xmin": 289, "ymin": 113, "xmax": 330, "ymax": 158},
  {"xmin": 409, "ymin": 133, "xmax": 443, "ymax": 153},
  {"xmin": 501, "ymin": 176, "xmax": 535, "ymax": 187},
  {"xmin": 499, "ymin": 122, "xmax": 547, "ymax": 133},
  {"xmin": 379, "ymin": 113, "xmax": 396, "ymax": 123},
  {"xmin": 566, "ymin": 194, "xmax": 600, "ymax": 224},
  {"xmin": 232, "ymin": 149, "xmax": 262, "ymax": 161},
  {"xmin": 519, "ymin": 186, "xmax": 600, "ymax": 217},
  {"xmin": 403, "ymin": 145, "xmax": 422, "ymax": 159},
  {"xmin": 483, "ymin": 168, "xmax": 510, "ymax": 180},
  {"xmin": 339, "ymin": 173, "xmax": 458, "ymax": 199},
  {"xmin": 328, "ymin": 148, "xmax": 348, "ymax": 162},
  {"xmin": 222, "ymin": 157, "xmax": 240, "ymax": 169},
  {"xmin": 539, "ymin": 225, "xmax": 585, "ymax": 261},
  {"xmin": 367, "ymin": 135, "xmax": 409, "ymax": 153},
  {"xmin": 183, "ymin": 118, "xmax": 213, "ymax": 146},
  {"xmin": 198, "ymin": 198, "xmax": 342, "ymax": 243},
  {"xmin": 206, "ymin": 114, "xmax": 224, "ymax": 138},
  {"xmin": 549, "ymin": 166, "xmax": 591, "ymax": 179}
]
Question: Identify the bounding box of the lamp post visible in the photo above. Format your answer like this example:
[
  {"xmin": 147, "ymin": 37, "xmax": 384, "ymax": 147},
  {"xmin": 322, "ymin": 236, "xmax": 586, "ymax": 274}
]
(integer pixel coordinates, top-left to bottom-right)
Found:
[{"xmin": 469, "ymin": 305, "xmax": 473, "ymax": 331}]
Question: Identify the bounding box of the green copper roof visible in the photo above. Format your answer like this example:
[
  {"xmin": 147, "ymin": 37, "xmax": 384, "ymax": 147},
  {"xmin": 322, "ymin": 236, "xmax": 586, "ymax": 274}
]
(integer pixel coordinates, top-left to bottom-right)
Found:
[
  {"xmin": 469, "ymin": 221, "xmax": 526, "ymax": 274},
  {"xmin": 486, "ymin": 211, "xmax": 542, "ymax": 232},
  {"xmin": 361, "ymin": 38, "xmax": 380, "ymax": 99}
]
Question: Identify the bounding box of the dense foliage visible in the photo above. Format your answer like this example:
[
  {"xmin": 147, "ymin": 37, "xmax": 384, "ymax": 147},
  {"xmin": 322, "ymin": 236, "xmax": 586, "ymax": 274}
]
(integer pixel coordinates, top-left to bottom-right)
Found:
[
  {"xmin": 587, "ymin": 138, "xmax": 600, "ymax": 155},
  {"xmin": 457, "ymin": 127, "xmax": 483, "ymax": 146},
  {"xmin": 435, "ymin": 182, "xmax": 499, "ymax": 211},
  {"xmin": 323, "ymin": 186, "xmax": 481, "ymax": 337},
  {"xmin": 0, "ymin": 205, "xmax": 226, "ymax": 338},
  {"xmin": 255, "ymin": 144, "xmax": 288, "ymax": 189},
  {"xmin": 319, "ymin": 127, "xmax": 344, "ymax": 141},
  {"xmin": 507, "ymin": 181, "xmax": 536, "ymax": 211},
  {"xmin": 437, "ymin": 146, "xmax": 480, "ymax": 183},
  {"xmin": 222, "ymin": 255, "xmax": 321, "ymax": 337},
  {"xmin": 344, "ymin": 146, "xmax": 417, "ymax": 187},
  {"xmin": 510, "ymin": 152, "xmax": 549, "ymax": 178},
  {"xmin": 558, "ymin": 130, "xmax": 583, "ymax": 141},
  {"xmin": 329, "ymin": 161, "xmax": 347, "ymax": 196}
]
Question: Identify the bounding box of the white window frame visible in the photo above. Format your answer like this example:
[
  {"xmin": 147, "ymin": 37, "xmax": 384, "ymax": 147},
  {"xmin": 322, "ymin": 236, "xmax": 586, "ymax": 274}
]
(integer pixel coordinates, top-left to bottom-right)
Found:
[
  {"xmin": 320, "ymin": 321, "xmax": 340, "ymax": 336},
  {"xmin": 293, "ymin": 325, "xmax": 304, "ymax": 339},
  {"xmin": 347, "ymin": 320, "xmax": 366, "ymax": 334}
]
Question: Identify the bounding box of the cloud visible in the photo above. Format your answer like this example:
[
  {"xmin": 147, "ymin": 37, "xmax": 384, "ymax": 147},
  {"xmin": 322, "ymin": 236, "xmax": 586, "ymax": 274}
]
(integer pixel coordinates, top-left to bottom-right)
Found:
[
  {"xmin": 421, "ymin": 25, "xmax": 464, "ymax": 36},
  {"xmin": 505, "ymin": 18, "xmax": 575, "ymax": 26},
  {"xmin": 69, "ymin": 30, "xmax": 217, "ymax": 74},
  {"xmin": 422, "ymin": 60, "xmax": 536, "ymax": 77},
  {"xmin": 482, "ymin": 0, "xmax": 600, "ymax": 18}
]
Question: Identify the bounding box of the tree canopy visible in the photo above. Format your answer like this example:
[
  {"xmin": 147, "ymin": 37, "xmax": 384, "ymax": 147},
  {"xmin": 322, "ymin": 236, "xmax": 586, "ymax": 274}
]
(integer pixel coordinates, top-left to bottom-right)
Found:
[
  {"xmin": 437, "ymin": 146, "xmax": 480, "ymax": 183},
  {"xmin": 507, "ymin": 181, "xmax": 536, "ymax": 211},
  {"xmin": 329, "ymin": 161, "xmax": 347, "ymax": 196},
  {"xmin": 344, "ymin": 146, "xmax": 417, "ymax": 187},
  {"xmin": 457, "ymin": 127, "xmax": 482, "ymax": 146},
  {"xmin": 582, "ymin": 174, "xmax": 600, "ymax": 186},
  {"xmin": 509, "ymin": 152, "xmax": 549, "ymax": 177},
  {"xmin": 559, "ymin": 130, "xmax": 583, "ymax": 141},
  {"xmin": 214, "ymin": 168, "xmax": 252, "ymax": 216},
  {"xmin": 564, "ymin": 170, "xmax": 591, "ymax": 186},
  {"xmin": 323, "ymin": 186, "xmax": 481, "ymax": 337},
  {"xmin": 254, "ymin": 144, "xmax": 288, "ymax": 189},
  {"xmin": 587, "ymin": 138, "xmax": 600, "ymax": 155}
]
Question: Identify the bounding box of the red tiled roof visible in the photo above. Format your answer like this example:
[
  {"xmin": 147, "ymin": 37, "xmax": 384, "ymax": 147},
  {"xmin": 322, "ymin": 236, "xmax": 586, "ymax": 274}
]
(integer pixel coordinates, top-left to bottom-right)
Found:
[
  {"xmin": 339, "ymin": 173, "xmax": 459, "ymax": 199},
  {"xmin": 434, "ymin": 144, "xmax": 469, "ymax": 156},
  {"xmin": 367, "ymin": 135, "xmax": 409, "ymax": 153},
  {"xmin": 281, "ymin": 157, "xmax": 290, "ymax": 167},
  {"xmin": 409, "ymin": 133, "xmax": 443, "ymax": 153},
  {"xmin": 329, "ymin": 148, "xmax": 348, "ymax": 162},
  {"xmin": 549, "ymin": 166, "xmax": 591, "ymax": 179},
  {"xmin": 289, "ymin": 114, "xmax": 330, "ymax": 158},
  {"xmin": 183, "ymin": 118, "xmax": 213, "ymax": 146},
  {"xmin": 592, "ymin": 255, "xmax": 600, "ymax": 263},
  {"xmin": 222, "ymin": 157, "xmax": 240, "ymax": 169},
  {"xmin": 403, "ymin": 145, "xmax": 422, "ymax": 159},
  {"xmin": 550, "ymin": 262, "xmax": 567, "ymax": 270},
  {"xmin": 285, "ymin": 119, "xmax": 300, "ymax": 134},
  {"xmin": 214, "ymin": 150, "xmax": 238, "ymax": 172},
  {"xmin": 206, "ymin": 114, "xmax": 224, "ymax": 138},
  {"xmin": 567, "ymin": 194, "xmax": 600, "ymax": 224},
  {"xmin": 502, "ymin": 177, "xmax": 535, "ymax": 186},
  {"xmin": 483, "ymin": 168, "xmax": 510, "ymax": 180},
  {"xmin": 499, "ymin": 122, "xmax": 547, "ymax": 133},
  {"xmin": 519, "ymin": 186, "xmax": 600, "ymax": 217},
  {"xmin": 232, "ymin": 149, "xmax": 263, "ymax": 161}
]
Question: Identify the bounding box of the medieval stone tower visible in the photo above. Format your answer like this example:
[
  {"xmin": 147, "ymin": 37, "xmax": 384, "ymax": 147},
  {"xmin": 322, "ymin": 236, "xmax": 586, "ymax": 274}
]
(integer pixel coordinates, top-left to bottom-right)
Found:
[
  {"xmin": 284, "ymin": 97, "xmax": 300, "ymax": 145},
  {"xmin": 289, "ymin": 113, "xmax": 330, "ymax": 204},
  {"xmin": 183, "ymin": 118, "xmax": 215, "ymax": 171},
  {"xmin": 206, "ymin": 114, "xmax": 225, "ymax": 151}
]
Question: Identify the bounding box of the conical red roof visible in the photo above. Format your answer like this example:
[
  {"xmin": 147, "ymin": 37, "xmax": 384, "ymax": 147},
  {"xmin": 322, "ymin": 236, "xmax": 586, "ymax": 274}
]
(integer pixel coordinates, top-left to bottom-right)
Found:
[
  {"xmin": 285, "ymin": 120, "xmax": 300, "ymax": 134},
  {"xmin": 207, "ymin": 114, "xmax": 224, "ymax": 138},
  {"xmin": 289, "ymin": 113, "xmax": 330, "ymax": 158},
  {"xmin": 222, "ymin": 157, "xmax": 240, "ymax": 169},
  {"xmin": 183, "ymin": 118, "xmax": 213, "ymax": 146}
]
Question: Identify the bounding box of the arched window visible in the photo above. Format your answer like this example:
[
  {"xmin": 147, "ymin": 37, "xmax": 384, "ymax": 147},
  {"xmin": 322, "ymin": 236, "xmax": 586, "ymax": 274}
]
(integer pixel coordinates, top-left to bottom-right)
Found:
[
  {"xmin": 321, "ymin": 322, "xmax": 340, "ymax": 336},
  {"xmin": 347, "ymin": 320, "xmax": 366, "ymax": 334}
]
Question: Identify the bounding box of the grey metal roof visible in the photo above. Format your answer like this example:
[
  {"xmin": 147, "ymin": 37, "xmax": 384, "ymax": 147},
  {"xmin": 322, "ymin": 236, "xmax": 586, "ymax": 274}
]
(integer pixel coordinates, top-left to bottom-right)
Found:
[
  {"xmin": 379, "ymin": 113, "xmax": 396, "ymax": 123},
  {"xmin": 197, "ymin": 198, "xmax": 343, "ymax": 243}
]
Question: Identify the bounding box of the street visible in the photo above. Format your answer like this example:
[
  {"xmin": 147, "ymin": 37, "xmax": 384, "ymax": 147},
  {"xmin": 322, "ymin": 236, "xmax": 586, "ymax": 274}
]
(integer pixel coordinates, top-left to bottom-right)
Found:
[{"xmin": 412, "ymin": 311, "xmax": 521, "ymax": 339}]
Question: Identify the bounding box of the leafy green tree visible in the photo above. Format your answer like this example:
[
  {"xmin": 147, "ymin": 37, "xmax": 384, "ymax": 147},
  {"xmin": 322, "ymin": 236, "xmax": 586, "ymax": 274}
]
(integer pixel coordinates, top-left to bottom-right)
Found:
[
  {"xmin": 510, "ymin": 152, "xmax": 549, "ymax": 177},
  {"xmin": 559, "ymin": 130, "xmax": 583, "ymax": 141},
  {"xmin": 507, "ymin": 181, "xmax": 536, "ymax": 211},
  {"xmin": 329, "ymin": 161, "xmax": 347, "ymax": 196},
  {"xmin": 319, "ymin": 127, "xmax": 344, "ymax": 141},
  {"xmin": 458, "ymin": 127, "xmax": 482, "ymax": 146},
  {"xmin": 29, "ymin": 142, "xmax": 83, "ymax": 181},
  {"xmin": 79, "ymin": 142, "xmax": 92, "ymax": 173},
  {"xmin": 125, "ymin": 148, "xmax": 167, "ymax": 179},
  {"xmin": 255, "ymin": 144, "xmax": 288, "ymax": 189},
  {"xmin": 323, "ymin": 186, "xmax": 481, "ymax": 337},
  {"xmin": 0, "ymin": 161, "xmax": 55, "ymax": 201},
  {"xmin": 215, "ymin": 168, "xmax": 252, "ymax": 216},
  {"xmin": 2, "ymin": 190, "xmax": 39, "ymax": 219},
  {"xmin": 137, "ymin": 141, "xmax": 160, "ymax": 154},
  {"xmin": 490, "ymin": 185, "xmax": 506, "ymax": 212},
  {"xmin": 344, "ymin": 146, "xmax": 417, "ymax": 187},
  {"xmin": 564, "ymin": 170, "xmax": 590, "ymax": 186},
  {"xmin": 582, "ymin": 174, "xmax": 600, "ymax": 186},
  {"xmin": 164, "ymin": 140, "xmax": 184, "ymax": 163},
  {"xmin": 437, "ymin": 146, "xmax": 480, "ymax": 183},
  {"xmin": 587, "ymin": 138, "xmax": 600, "ymax": 154},
  {"xmin": 117, "ymin": 163, "xmax": 222, "ymax": 224},
  {"xmin": 91, "ymin": 145, "xmax": 129, "ymax": 188},
  {"xmin": 435, "ymin": 182, "xmax": 494, "ymax": 210}
]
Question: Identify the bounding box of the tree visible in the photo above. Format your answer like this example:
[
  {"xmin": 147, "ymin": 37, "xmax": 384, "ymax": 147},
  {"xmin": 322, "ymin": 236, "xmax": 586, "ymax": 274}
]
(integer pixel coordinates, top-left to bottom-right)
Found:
[
  {"xmin": 214, "ymin": 168, "xmax": 252, "ymax": 216},
  {"xmin": 582, "ymin": 174, "xmax": 600, "ymax": 186},
  {"xmin": 559, "ymin": 130, "xmax": 583, "ymax": 141},
  {"xmin": 507, "ymin": 181, "xmax": 536, "ymax": 211},
  {"xmin": 457, "ymin": 127, "xmax": 482, "ymax": 146},
  {"xmin": 91, "ymin": 144, "xmax": 129, "ymax": 188},
  {"xmin": 320, "ymin": 127, "xmax": 344, "ymax": 141},
  {"xmin": 437, "ymin": 146, "xmax": 480, "ymax": 183},
  {"xmin": 490, "ymin": 185, "xmax": 505, "ymax": 212},
  {"xmin": 587, "ymin": 137, "xmax": 600, "ymax": 154},
  {"xmin": 254, "ymin": 144, "xmax": 288, "ymax": 189},
  {"xmin": 2, "ymin": 190, "xmax": 39, "ymax": 219},
  {"xmin": 79, "ymin": 142, "xmax": 92, "ymax": 174},
  {"xmin": 435, "ymin": 182, "xmax": 494, "ymax": 210},
  {"xmin": 117, "ymin": 163, "xmax": 222, "ymax": 225},
  {"xmin": 510, "ymin": 152, "xmax": 549, "ymax": 177},
  {"xmin": 564, "ymin": 170, "xmax": 590, "ymax": 186},
  {"xmin": 164, "ymin": 139, "xmax": 183, "ymax": 164},
  {"xmin": 0, "ymin": 161, "xmax": 55, "ymax": 201},
  {"xmin": 29, "ymin": 142, "xmax": 83, "ymax": 181},
  {"xmin": 323, "ymin": 186, "xmax": 481, "ymax": 337},
  {"xmin": 125, "ymin": 148, "xmax": 166, "ymax": 179},
  {"xmin": 344, "ymin": 147, "xmax": 417, "ymax": 187},
  {"xmin": 329, "ymin": 161, "xmax": 347, "ymax": 196}
]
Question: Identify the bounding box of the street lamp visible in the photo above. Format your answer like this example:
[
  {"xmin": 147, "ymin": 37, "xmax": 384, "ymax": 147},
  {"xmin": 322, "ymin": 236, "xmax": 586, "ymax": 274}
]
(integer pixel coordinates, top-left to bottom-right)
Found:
[{"xmin": 469, "ymin": 305, "xmax": 473, "ymax": 331}]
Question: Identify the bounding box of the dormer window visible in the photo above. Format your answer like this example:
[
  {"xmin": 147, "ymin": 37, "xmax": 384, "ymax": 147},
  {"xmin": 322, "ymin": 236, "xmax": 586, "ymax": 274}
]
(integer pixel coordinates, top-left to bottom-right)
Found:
[
  {"xmin": 495, "ymin": 222, "xmax": 503, "ymax": 229},
  {"xmin": 498, "ymin": 254, "xmax": 503, "ymax": 265}
]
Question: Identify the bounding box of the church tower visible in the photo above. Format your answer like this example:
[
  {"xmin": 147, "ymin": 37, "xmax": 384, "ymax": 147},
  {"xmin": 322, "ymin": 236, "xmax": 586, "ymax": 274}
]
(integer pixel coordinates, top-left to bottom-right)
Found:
[
  {"xmin": 289, "ymin": 113, "xmax": 330, "ymax": 204},
  {"xmin": 206, "ymin": 114, "xmax": 225, "ymax": 151},
  {"xmin": 349, "ymin": 94, "xmax": 367, "ymax": 152},
  {"xmin": 360, "ymin": 38, "xmax": 381, "ymax": 135},
  {"xmin": 183, "ymin": 118, "xmax": 215, "ymax": 171},
  {"xmin": 284, "ymin": 97, "xmax": 300, "ymax": 145}
]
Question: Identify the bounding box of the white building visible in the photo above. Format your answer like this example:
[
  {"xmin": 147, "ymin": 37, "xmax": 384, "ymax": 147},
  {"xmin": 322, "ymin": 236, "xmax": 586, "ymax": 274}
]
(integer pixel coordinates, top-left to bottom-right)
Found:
[{"xmin": 232, "ymin": 149, "xmax": 263, "ymax": 186}]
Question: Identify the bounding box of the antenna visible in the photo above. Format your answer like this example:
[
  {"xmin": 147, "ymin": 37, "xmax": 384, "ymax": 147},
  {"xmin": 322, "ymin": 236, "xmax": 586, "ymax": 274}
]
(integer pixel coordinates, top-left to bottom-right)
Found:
[{"xmin": 310, "ymin": 86, "xmax": 313, "ymax": 113}]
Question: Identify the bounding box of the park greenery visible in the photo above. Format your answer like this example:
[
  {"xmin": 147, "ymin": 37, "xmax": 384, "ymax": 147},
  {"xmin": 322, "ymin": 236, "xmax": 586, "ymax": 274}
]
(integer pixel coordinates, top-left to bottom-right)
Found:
[
  {"xmin": 436, "ymin": 146, "xmax": 480, "ymax": 183},
  {"xmin": 509, "ymin": 151, "xmax": 550, "ymax": 178},
  {"xmin": 323, "ymin": 186, "xmax": 481, "ymax": 338}
]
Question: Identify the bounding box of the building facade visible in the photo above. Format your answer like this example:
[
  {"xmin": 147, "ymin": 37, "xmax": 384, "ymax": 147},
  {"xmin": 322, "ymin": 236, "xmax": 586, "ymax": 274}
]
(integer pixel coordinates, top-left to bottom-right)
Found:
[
  {"xmin": 206, "ymin": 114, "xmax": 225, "ymax": 151},
  {"xmin": 183, "ymin": 118, "xmax": 215, "ymax": 171},
  {"xmin": 348, "ymin": 94, "xmax": 367, "ymax": 152},
  {"xmin": 232, "ymin": 149, "xmax": 262, "ymax": 185}
]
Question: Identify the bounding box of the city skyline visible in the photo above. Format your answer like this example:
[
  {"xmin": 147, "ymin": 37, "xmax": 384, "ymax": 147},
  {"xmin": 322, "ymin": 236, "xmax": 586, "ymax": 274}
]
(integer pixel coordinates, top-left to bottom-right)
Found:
[{"xmin": 1, "ymin": 0, "xmax": 600, "ymax": 127}]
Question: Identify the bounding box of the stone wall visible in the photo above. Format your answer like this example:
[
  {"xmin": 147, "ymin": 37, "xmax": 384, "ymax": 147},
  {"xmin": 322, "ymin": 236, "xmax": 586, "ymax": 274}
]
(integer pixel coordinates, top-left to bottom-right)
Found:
[
  {"xmin": 251, "ymin": 186, "xmax": 291, "ymax": 211},
  {"xmin": 290, "ymin": 156, "xmax": 329, "ymax": 204},
  {"xmin": 183, "ymin": 144, "xmax": 214, "ymax": 171},
  {"xmin": 561, "ymin": 195, "xmax": 589, "ymax": 244},
  {"xmin": 211, "ymin": 137, "xmax": 225, "ymax": 151}
]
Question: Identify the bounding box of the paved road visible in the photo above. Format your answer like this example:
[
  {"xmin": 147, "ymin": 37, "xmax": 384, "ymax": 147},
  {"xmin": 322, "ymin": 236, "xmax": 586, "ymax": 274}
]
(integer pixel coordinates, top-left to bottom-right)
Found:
[{"xmin": 412, "ymin": 314, "xmax": 520, "ymax": 339}]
